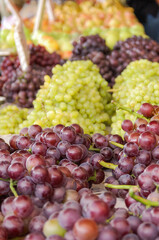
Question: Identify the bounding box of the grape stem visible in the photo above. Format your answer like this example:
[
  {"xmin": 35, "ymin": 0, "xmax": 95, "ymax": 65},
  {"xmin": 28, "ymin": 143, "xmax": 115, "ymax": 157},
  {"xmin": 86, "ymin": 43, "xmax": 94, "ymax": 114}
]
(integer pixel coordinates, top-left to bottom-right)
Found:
[
  {"xmin": 109, "ymin": 141, "xmax": 124, "ymax": 149},
  {"xmin": 88, "ymin": 170, "xmax": 97, "ymax": 182},
  {"xmin": 129, "ymin": 188, "xmax": 159, "ymax": 207},
  {"xmin": 99, "ymin": 161, "xmax": 117, "ymax": 170},
  {"xmin": 0, "ymin": 178, "xmax": 10, "ymax": 182},
  {"xmin": 0, "ymin": 178, "xmax": 17, "ymax": 185},
  {"xmin": 89, "ymin": 146, "xmax": 100, "ymax": 152},
  {"xmin": 10, "ymin": 179, "xmax": 18, "ymax": 197},
  {"xmin": 105, "ymin": 183, "xmax": 137, "ymax": 190},
  {"xmin": 111, "ymin": 101, "xmax": 149, "ymax": 121}
]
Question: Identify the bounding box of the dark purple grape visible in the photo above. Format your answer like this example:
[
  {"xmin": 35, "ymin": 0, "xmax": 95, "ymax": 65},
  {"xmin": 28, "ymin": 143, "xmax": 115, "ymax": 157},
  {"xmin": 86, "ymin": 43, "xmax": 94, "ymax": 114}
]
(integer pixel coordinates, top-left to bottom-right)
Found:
[
  {"xmin": 118, "ymin": 156, "xmax": 134, "ymax": 174},
  {"xmin": 135, "ymin": 150, "xmax": 151, "ymax": 166},
  {"xmin": 127, "ymin": 216, "xmax": 142, "ymax": 233},
  {"xmin": 139, "ymin": 103, "xmax": 154, "ymax": 118},
  {"xmin": 48, "ymin": 166, "xmax": 64, "ymax": 187},
  {"xmin": 28, "ymin": 125, "xmax": 42, "ymax": 138},
  {"xmin": 31, "ymin": 142, "xmax": 47, "ymax": 156},
  {"xmin": 99, "ymin": 191, "xmax": 116, "ymax": 209},
  {"xmin": 51, "ymin": 186, "xmax": 66, "ymax": 203},
  {"xmin": 123, "ymin": 142, "xmax": 139, "ymax": 157},
  {"xmin": 60, "ymin": 126, "xmax": 76, "ymax": 143},
  {"xmin": 132, "ymin": 163, "xmax": 146, "ymax": 177},
  {"xmin": 2, "ymin": 215, "xmax": 24, "ymax": 238},
  {"xmin": 16, "ymin": 136, "xmax": 31, "ymax": 150},
  {"xmin": 122, "ymin": 120, "xmax": 134, "ymax": 132},
  {"xmin": 137, "ymin": 222, "xmax": 158, "ymax": 240},
  {"xmin": 31, "ymin": 165, "xmax": 48, "ymax": 184},
  {"xmin": 17, "ymin": 176, "xmax": 35, "ymax": 195},
  {"xmin": 58, "ymin": 207, "xmax": 81, "ymax": 230},
  {"xmin": 24, "ymin": 232, "xmax": 45, "ymax": 240},
  {"xmin": 122, "ymin": 233, "xmax": 139, "ymax": 240},
  {"xmin": 66, "ymin": 145, "xmax": 84, "ymax": 162},
  {"xmin": 29, "ymin": 215, "xmax": 47, "ymax": 233},
  {"xmin": 98, "ymin": 226, "xmax": 118, "ymax": 240},
  {"xmin": 44, "ymin": 132, "xmax": 61, "ymax": 147},
  {"xmin": 35, "ymin": 183, "xmax": 52, "ymax": 200},
  {"xmin": 138, "ymin": 131, "xmax": 156, "ymax": 151},
  {"xmin": 137, "ymin": 172, "xmax": 156, "ymax": 192},
  {"xmin": 57, "ymin": 141, "xmax": 71, "ymax": 157},
  {"xmin": 110, "ymin": 217, "xmax": 131, "ymax": 238},
  {"xmin": 100, "ymin": 147, "xmax": 113, "ymax": 161}
]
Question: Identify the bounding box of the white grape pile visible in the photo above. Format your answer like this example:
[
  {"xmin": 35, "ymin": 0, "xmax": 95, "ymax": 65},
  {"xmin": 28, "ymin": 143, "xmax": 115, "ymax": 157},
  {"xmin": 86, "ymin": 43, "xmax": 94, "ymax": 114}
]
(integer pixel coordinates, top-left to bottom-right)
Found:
[
  {"xmin": 20, "ymin": 60, "xmax": 113, "ymax": 135},
  {"xmin": 0, "ymin": 105, "xmax": 28, "ymax": 135},
  {"xmin": 112, "ymin": 59, "xmax": 159, "ymax": 136}
]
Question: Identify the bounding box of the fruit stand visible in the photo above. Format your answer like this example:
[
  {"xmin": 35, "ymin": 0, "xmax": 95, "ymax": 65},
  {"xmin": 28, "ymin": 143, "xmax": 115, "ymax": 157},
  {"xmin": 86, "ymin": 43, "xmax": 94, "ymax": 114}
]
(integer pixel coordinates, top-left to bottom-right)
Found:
[{"xmin": 1, "ymin": 0, "xmax": 159, "ymax": 239}]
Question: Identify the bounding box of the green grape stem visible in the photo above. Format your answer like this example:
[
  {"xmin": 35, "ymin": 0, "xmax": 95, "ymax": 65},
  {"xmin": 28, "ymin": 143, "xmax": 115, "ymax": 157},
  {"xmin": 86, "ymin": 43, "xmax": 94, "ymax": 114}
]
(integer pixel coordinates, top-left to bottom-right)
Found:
[
  {"xmin": 99, "ymin": 161, "xmax": 117, "ymax": 170},
  {"xmin": 10, "ymin": 179, "xmax": 18, "ymax": 197},
  {"xmin": 129, "ymin": 188, "xmax": 159, "ymax": 207},
  {"xmin": 109, "ymin": 141, "xmax": 124, "ymax": 149},
  {"xmin": 105, "ymin": 183, "xmax": 137, "ymax": 190},
  {"xmin": 0, "ymin": 178, "xmax": 10, "ymax": 182},
  {"xmin": 88, "ymin": 170, "xmax": 97, "ymax": 182},
  {"xmin": 111, "ymin": 101, "xmax": 149, "ymax": 121},
  {"xmin": 89, "ymin": 146, "xmax": 100, "ymax": 152}
]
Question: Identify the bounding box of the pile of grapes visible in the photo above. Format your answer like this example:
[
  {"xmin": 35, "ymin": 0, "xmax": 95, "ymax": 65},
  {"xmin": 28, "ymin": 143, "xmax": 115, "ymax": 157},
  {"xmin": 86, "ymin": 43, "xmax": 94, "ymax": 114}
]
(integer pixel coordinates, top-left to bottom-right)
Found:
[
  {"xmin": 0, "ymin": 44, "xmax": 63, "ymax": 108},
  {"xmin": 20, "ymin": 60, "xmax": 113, "ymax": 135},
  {"xmin": 109, "ymin": 36, "xmax": 159, "ymax": 85},
  {"xmin": 70, "ymin": 35, "xmax": 113, "ymax": 85},
  {"xmin": 0, "ymin": 123, "xmax": 117, "ymax": 239},
  {"xmin": 1, "ymin": 114, "xmax": 159, "ymax": 239},
  {"xmin": 0, "ymin": 105, "xmax": 28, "ymax": 135},
  {"xmin": 112, "ymin": 59, "xmax": 159, "ymax": 135},
  {"xmin": 71, "ymin": 35, "xmax": 159, "ymax": 87},
  {"xmin": 100, "ymin": 102, "xmax": 159, "ymax": 240}
]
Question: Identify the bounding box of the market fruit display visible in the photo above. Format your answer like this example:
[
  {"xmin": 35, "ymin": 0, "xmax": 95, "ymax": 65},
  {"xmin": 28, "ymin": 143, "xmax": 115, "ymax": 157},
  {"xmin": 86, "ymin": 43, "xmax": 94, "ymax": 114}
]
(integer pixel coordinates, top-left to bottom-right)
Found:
[
  {"xmin": 108, "ymin": 36, "xmax": 159, "ymax": 85},
  {"xmin": 25, "ymin": 0, "xmax": 141, "ymax": 33},
  {"xmin": 70, "ymin": 35, "xmax": 113, "ymax": 85},
  {"xmin": 111, "ymin": 59, "xmax": 159, "ymax": 135},
  {"xmin": 19, "ymin": 60, "xmax": 113, "ymax": 134},
  {"xmin": 0, "ymin": 44, "xmax": 63, "ymax": 107},
  {"xmin": 1, "ymin": 118, "xmax": 159, "ymax": 239},
  {"xmin": 0, "ymin": 123, "xmax": 114, "ymax": 239},
  {"xmin": 0, "ymin": 0, "xmax": 146, "ymax": 55},
  {"xmin": 82, "ymin": 24, "xmax": 146, "ymax": 49},
  {"xmin": 71, "ymin": 35, "xmax": 159, "ymax": 87},
  {"xmin": 0, "ymin": 105, "xmax": 28, "ymax": 135}
]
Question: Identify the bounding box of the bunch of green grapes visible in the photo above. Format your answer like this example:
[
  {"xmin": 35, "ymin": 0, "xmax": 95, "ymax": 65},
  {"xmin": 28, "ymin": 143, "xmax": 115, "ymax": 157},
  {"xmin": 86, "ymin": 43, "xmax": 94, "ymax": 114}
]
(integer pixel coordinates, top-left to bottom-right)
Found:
[
  {"xmin": 20, "ymin": 60, "xmax": 114, "ymax": 135},
  {"xmin": 112, "ymin": 59, "xmax": 159, "ymax": 135},
  {"xmin": 0, "ymin": 105, "xmax": 28, "ymax": 135}
]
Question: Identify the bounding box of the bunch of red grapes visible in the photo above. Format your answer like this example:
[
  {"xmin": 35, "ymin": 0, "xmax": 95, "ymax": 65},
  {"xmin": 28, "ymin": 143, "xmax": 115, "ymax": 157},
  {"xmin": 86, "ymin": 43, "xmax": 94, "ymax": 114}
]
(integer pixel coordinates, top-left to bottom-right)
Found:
[
  {"xmin": 1, "ymin": 104, "xmax": 159, "ymax": 239},
  {"xmin": 0, "ymin": 44, "xmax": 63, "ymax": 108}
]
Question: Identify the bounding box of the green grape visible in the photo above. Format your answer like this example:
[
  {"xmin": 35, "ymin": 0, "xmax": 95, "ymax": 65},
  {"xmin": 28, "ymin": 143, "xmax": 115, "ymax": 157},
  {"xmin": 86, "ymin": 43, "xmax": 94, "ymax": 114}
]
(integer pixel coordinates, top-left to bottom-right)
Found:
[
  {"xmin": 0, "ymin": 105, "xmax": 28, "ymax": 135},
  {"xmin": 112, "ymin": 59, "xmax": 159, "ymax": 136},
  {"xmin": 20, "ymin": 60, "xmax": 114, "ymax": 134}
]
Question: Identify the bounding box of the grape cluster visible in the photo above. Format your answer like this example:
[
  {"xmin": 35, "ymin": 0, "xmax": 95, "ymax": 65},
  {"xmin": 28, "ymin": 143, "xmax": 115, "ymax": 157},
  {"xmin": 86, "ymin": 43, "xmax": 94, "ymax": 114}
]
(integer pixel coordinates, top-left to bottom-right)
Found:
[
  {"xmin": 112, "ymin": 59, "xmax": 159, "ymax": 135},
  {"xmin": 109, "ymin": 36, "xmax": 159, "ymax": 85},
  {"xmin": 0, "ymin": 105, "xmax": 28, "ymax": 135},
  {"xmin": 0, "ymin": 123, "xmax": 109, "ymax": 239},
  {"xmin": 101, "ymin": 103, "xmax": 159, "ymax": 240},
  {"xmin": 70, "ymin": 35, "xmax": 114, "ymax": 85},
  {"xmin": 0, "ymin": 45, "xmax": 62, "ymax": 108},
  {"xmin": 20, "ymin": 60, "xmax": 113, "ymax": 134},
  {"xmin": 1, "ymin": 122, "xmax": 159, "ymax": 239}
]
